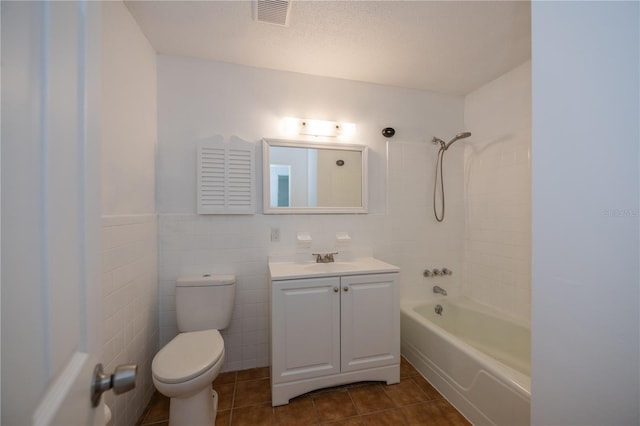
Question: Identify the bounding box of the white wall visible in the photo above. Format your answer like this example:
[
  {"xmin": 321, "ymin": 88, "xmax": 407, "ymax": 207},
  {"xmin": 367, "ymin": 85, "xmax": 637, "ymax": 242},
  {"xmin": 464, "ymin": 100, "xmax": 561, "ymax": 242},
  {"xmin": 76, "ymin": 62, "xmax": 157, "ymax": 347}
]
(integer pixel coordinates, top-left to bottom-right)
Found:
[
  {"xmin": 157, "ymin": 55, "xmax": 464, "ymax": 216},
  {"xmin": 102, "ymin": 2, "xmax": 157, "ymax": 216},
  {"xmin": 463, "ymin": 61, "xmax": 531, "ymax": 322},
  {"xmin": 531, "ymin": 2, "xmax": 639, "ymax": 425},
  {"xmin": 101, "ymin": 2, "xmax": 158, "ymax": 424},
  {"xmin": 157, "ymin": 55, "xmax": 466, "ymax": 370}
]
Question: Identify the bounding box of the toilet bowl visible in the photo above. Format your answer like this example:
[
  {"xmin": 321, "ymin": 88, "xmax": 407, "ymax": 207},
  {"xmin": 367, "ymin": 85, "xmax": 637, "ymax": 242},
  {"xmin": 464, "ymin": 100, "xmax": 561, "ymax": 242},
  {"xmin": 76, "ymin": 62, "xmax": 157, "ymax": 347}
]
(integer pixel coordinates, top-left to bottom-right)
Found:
[
  {"xmin": 151, "ymin": 275, "xmax": 236, "ymax": 426},
  {"xmin": 152, "ymin": 330, "xmax": 224, "ymax": 425}
]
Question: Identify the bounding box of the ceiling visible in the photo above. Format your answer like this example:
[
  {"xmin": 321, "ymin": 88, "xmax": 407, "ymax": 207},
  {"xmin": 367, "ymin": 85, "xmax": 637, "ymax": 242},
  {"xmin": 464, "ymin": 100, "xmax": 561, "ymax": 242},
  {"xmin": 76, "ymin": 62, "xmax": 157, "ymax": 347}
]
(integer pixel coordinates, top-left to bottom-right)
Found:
[{"xmin": 125, "ymin": 1, "xmax": 531, "ymax": 96}]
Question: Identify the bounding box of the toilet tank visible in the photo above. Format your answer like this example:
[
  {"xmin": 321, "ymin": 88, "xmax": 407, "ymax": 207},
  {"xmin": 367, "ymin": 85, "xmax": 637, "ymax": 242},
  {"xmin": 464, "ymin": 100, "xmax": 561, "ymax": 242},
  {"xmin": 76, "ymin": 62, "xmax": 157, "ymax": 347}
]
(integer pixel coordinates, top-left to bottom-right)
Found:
[{"xmin": 175, "ymin": 274, "xmax": 236, "ymax": 332}]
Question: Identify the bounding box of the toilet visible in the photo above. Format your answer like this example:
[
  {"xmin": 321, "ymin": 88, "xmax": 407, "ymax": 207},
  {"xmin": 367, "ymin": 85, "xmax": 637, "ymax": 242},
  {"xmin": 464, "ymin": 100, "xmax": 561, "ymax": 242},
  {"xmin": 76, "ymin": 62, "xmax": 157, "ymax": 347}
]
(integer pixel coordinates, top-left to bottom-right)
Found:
[{"xmin": 152, "ymin": 275, "xmax": 236, "ymax": 426}]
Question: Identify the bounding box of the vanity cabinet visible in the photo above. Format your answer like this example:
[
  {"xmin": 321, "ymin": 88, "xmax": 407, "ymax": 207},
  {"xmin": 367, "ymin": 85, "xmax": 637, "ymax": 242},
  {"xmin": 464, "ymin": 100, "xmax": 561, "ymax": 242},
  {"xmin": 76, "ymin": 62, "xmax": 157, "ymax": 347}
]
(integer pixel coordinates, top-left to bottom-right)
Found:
[
  {"xmin": 271, "ymin": 276, "xmax": 341, "ymax": 384},
  {"xmin": 270, "ymin": 270, "xmax": 400, "ymax": 406},
  {"xmin": 340, "ymin": 274, "xmax": 399, "ymax": 372}
]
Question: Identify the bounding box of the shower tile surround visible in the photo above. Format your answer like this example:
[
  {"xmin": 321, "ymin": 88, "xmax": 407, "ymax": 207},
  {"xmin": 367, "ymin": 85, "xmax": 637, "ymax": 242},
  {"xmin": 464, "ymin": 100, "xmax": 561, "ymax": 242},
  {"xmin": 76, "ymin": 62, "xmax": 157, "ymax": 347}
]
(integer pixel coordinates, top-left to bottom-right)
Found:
[
  {"xmin": 156, "ymin": 55, "xmax": 467, "ymax": 371},
  {"xmin": 463, "ymin": 61, "xmax": 532, "ymax": 323}
]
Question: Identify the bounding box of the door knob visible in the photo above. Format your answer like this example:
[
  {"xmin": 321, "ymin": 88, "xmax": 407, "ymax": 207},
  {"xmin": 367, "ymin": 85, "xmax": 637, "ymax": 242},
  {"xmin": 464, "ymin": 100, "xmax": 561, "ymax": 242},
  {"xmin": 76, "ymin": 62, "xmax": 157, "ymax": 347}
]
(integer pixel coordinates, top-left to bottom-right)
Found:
[{"xmin": 91, "ymin": 363, "xmax": 137, "ymax": 407}]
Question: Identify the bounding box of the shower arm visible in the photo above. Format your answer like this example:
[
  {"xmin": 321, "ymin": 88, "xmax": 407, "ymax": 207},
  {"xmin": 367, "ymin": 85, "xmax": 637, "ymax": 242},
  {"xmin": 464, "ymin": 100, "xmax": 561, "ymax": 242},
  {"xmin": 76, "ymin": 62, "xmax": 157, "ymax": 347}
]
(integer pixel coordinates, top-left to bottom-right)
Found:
[
  {"xmin": 432, "ymin": 137, "xmax": 446, "ymax": 149},
  {"xmin": 432, "ymin": 132, "xmax": 471, "ymax": 151}
]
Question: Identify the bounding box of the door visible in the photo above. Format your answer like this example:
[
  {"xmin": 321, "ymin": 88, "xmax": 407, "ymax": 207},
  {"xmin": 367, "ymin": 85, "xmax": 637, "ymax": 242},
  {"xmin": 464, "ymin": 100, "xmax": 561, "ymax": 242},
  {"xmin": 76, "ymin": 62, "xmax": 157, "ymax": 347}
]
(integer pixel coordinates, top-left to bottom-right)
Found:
[
  {"xmin": 2, "ymin": 1, "xmax": 105, "ymax": 424},
  {"xmin": 341, "ymin": 273, "xmax": 400, "ymax": 372},
  {"xmin": 271, "ymin": 277, "xmax": 341, "ymax": 384}
]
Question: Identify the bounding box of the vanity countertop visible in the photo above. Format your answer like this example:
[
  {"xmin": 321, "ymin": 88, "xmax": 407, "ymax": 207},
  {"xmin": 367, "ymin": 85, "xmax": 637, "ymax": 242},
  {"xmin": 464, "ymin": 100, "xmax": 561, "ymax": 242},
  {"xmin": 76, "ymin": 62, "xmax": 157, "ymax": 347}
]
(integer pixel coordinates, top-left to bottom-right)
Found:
[{"xmin": 269, "ymin": 257, "xmax": 400, "ymax": 281}]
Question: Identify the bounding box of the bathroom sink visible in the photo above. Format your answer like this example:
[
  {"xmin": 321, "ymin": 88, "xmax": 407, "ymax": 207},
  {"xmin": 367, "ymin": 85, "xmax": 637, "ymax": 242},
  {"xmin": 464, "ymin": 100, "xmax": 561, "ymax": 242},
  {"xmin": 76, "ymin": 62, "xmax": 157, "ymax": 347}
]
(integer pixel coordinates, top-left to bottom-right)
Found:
[
  {"xmin": 268, "ymin": 257, "xmax": 400, "ymax": 280},
  {"xmin": 302, "ymin": 262, "xmax": 357, "ymax": 272}
]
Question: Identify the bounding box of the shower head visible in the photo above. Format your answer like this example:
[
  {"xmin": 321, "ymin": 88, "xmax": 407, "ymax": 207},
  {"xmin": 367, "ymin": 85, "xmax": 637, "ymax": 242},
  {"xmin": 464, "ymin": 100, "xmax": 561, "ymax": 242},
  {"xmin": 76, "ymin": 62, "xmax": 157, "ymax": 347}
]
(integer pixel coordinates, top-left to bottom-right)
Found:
[
  {"xmin": 444, "ymin": 132, "xmax": 471, "ymax": 149},
  {"xmin": 453, "ymin": 132, "xmax": 472, "ymax": 140},
  {"xmin": 432, "ymin": 131, "xmax": 472, "ymax": 150}
]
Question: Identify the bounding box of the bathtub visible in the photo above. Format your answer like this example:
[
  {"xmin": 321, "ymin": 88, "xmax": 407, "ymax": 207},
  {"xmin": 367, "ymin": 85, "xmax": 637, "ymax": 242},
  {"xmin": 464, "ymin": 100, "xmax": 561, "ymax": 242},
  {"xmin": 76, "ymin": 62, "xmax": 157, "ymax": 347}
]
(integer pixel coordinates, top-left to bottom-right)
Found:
[{"xmin": 401, "ymin": 298, "xmax": 530, "ymax": 426}]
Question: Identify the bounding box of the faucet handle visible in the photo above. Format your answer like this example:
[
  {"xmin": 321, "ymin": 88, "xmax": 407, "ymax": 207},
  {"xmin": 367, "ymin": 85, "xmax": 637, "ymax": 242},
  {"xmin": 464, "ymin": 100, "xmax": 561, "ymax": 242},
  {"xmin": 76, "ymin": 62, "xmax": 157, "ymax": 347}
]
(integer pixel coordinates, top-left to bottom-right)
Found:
[
  {"xmin": 311, "ymin": 253, "xmax": 322, "ymax": 263},
  {"xmin": 442, "ymin": 268, "xmax": 452, "ymax": 276},
  {"xmin": 432, "ymin": 269, "xmax": 442, "ymax": 276},
  {"xmin": 325, "ymin": 252, "xmax": 338, "ymax": 262}
]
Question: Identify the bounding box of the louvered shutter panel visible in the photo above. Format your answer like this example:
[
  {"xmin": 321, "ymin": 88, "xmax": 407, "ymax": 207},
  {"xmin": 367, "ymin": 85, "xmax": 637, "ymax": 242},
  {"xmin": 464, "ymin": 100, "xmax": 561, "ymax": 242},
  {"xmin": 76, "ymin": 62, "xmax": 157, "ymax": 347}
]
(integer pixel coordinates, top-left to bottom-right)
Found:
[{"xmin": 197, "ymin": 140, "xmax": 255, "ymax": 214}]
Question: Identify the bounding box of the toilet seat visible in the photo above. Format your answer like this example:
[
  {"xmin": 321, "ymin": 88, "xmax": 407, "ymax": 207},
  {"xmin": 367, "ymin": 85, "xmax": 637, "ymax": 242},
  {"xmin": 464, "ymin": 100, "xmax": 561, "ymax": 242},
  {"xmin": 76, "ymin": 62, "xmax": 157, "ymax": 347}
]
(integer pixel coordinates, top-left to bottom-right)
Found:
[{"xmin": 152, "ymin": 329, "xmax": 224, "ymax": 384}]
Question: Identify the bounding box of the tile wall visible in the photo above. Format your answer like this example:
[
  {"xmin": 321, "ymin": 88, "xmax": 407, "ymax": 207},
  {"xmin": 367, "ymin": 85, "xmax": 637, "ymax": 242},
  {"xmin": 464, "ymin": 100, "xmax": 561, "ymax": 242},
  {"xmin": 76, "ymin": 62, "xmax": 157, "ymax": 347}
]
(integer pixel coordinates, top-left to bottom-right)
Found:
[
  {"xmin": 386, "ymin": 141, "xmax": 466, "ymax": 301},
  {"xmin": 102, "ymin": 215, "xmax": 158, "ymax": 426},
  {"xmin": 463, "ymin": 61, "xmax": 532, "ymax": 322},
  {"xmin": 157, "ymin": 213, "xmax": 387, "ymax": 372},
  {"xmin": 157, "ymin": 141, "xmax": 466, "ymax": 372}
]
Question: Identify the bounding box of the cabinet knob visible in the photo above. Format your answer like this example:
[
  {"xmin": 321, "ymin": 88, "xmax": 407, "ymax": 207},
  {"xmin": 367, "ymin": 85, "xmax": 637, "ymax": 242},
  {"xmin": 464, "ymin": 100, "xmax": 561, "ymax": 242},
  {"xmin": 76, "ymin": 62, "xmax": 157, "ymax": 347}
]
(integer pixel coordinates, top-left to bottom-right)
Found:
[
  {"xmin": 333, "ymin": 287, "xmax": 339, "ymax": 293},
  {"xmin": 343, "ymin": 286, "xmax": 349, "ymax": 292}
]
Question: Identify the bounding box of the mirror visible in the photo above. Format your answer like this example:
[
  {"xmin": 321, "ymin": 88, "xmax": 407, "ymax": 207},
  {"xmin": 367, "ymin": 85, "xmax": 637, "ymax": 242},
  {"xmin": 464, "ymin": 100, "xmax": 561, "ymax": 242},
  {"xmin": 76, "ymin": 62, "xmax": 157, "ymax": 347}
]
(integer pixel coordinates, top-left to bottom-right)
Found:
[{"xmin": 263, "ymin": 138, "xmax": 368, "ymax": 214}]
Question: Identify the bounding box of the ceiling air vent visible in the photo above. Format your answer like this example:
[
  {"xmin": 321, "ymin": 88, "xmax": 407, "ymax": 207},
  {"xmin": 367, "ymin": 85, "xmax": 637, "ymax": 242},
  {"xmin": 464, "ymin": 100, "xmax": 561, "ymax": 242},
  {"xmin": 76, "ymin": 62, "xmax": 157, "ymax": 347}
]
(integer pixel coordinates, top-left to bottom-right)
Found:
[{"xmin": 254, "ymin": 0, "xmax": 292, "ymax": 27}]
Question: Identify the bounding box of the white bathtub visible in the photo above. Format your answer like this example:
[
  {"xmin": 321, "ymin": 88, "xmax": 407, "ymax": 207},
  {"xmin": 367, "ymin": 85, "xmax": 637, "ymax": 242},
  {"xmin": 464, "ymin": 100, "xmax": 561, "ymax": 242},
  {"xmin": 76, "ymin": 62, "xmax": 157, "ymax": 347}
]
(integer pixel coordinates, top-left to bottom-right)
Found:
[{"xmin": 401, "ymin": 298, "xmax": 531, "ymax": 426}]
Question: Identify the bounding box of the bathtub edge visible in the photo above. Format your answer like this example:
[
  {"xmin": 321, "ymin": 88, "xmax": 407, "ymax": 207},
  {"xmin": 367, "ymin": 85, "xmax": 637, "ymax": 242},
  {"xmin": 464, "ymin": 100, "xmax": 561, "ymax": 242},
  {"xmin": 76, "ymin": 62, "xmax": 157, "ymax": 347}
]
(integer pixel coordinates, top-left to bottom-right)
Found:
[
  {"xmin": 400, "ymin": 299, "xmax": 531, "ymax": 426},
  {"xmin": 404, "ymin": 341, "xmax": 495, "ymax": 425}
]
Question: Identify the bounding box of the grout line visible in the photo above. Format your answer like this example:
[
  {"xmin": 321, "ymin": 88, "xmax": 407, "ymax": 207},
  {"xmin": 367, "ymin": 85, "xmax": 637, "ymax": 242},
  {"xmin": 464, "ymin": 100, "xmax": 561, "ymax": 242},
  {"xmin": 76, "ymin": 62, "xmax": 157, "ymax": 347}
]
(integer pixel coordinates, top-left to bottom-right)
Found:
[
  {"xmin": 228, "ymin": 377, "xmax": 237, "ymax": 426},
  {"xmin": 407, "ymin": 375, "xmax": 432, "ymax": 401},
  {"xmin": 308, "ymin": 395, "xmax": 319, "ymax": 425},
  {"xmin": 139, "ymin": 421, "xmax": 168, "ymax": 426},
  {"xmin": 345, "ymin": 385, "xmax": 361, "ymax": 416},
  {"xmin": 230, "ymin": 373, "xmax": 237, "ymax": 410}
]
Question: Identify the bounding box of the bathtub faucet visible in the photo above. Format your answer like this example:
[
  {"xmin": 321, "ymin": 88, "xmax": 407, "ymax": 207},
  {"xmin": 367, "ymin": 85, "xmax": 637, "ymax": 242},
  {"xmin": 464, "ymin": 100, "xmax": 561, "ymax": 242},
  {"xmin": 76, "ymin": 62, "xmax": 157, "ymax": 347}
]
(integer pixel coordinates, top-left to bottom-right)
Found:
[{"xmin": 433, "ymin": 285, "xmax": 447, "ymax": 296}]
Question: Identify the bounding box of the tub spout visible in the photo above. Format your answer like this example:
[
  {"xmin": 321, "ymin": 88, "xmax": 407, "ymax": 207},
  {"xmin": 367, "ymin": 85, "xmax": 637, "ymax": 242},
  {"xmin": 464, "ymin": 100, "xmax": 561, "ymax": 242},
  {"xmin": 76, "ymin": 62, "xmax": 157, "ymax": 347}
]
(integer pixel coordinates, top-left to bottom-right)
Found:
[{"xmin": 433, "ymin": 285, "xmax": 447, "ymax": 296}]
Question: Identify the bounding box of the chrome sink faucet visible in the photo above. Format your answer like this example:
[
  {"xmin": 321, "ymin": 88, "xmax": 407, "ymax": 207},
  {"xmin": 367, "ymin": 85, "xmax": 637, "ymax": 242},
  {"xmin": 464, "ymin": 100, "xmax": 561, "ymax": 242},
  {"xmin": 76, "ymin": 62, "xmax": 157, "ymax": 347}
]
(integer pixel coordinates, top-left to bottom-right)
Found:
[
  {"xmin": 312, "ymin": 252, "xmax": 338, "ymax": 263},
  {"xmin": 433, "ymin": 285, "xmax": 447, "ymax": 296}
]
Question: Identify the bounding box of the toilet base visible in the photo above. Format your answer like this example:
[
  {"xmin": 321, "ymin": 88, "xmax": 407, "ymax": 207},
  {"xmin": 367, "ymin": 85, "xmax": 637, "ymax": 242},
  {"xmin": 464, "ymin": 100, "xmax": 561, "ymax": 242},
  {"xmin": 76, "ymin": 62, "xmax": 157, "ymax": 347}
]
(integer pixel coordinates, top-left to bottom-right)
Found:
[{"xmin": 168, "ymin": 387, "xmax": 217, "ymax": 426}]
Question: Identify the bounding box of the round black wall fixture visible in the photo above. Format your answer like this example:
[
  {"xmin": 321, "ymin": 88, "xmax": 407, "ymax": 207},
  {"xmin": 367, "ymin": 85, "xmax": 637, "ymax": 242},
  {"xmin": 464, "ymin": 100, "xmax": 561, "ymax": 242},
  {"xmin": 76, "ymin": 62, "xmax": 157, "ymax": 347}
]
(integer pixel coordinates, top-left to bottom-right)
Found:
[{"xmin": 382, "ymin": 127, "xmax": 395, "ymax": 138}]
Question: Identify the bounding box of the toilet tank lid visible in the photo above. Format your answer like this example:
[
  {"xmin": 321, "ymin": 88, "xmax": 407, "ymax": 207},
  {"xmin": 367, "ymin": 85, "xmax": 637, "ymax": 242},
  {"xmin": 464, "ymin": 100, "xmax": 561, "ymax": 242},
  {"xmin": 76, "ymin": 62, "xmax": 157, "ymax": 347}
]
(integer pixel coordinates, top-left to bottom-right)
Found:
[{"xmin": 176, "ymin": 274, "xmax": 236, "ymax": 287}]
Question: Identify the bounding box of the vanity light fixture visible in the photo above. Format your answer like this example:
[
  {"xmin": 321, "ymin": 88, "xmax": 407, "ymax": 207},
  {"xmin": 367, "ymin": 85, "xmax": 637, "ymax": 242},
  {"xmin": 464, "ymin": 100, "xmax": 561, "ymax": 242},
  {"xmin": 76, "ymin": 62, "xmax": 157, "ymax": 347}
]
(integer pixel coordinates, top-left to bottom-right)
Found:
[
  {"xmin": 338, "ymin": 122, "xmax": 356, "ymax": 141},
  {"xmin": 300, "ymin": 119, "xmax": 340, "ymax": 137},
  {"xmin": 279, "ymin": 117, "xmax": 356, "ymax": 139}
]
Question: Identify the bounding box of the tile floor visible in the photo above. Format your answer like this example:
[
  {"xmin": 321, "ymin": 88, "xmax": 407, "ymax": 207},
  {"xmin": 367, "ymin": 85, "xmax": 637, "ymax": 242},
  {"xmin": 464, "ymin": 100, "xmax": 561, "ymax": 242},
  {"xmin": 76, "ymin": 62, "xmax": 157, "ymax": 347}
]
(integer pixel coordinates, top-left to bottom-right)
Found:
[{"xmin": 137, "ymin": 357, "xmax": 470, "ymax": 426}]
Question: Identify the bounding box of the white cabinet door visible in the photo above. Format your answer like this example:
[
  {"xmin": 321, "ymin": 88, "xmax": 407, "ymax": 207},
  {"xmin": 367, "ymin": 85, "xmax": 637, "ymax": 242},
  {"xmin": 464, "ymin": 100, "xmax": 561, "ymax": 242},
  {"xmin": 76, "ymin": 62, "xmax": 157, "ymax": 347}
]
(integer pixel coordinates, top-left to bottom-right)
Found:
[
  {"xmin": 340, "ymin": 273, "xmax": 399, "ymax": 373},
  {"xmin": 272, "ymin": 277, "xmax": 341, "ymax": 384}
]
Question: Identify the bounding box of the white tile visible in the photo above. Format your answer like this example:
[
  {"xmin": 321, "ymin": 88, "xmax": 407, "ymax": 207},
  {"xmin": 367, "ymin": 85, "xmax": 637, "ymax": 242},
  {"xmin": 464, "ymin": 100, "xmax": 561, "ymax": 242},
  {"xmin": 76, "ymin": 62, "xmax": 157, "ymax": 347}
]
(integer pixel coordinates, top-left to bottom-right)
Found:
[
  {"xmin": 160, "ymin": 310, "xmax": 177, "ymax": 327},
  {"xmin": 244, "ymin": 302, "xmax": 268, "ymax": 318},
  {"xmin": 238, "ymin": 289, "xmax": 267, "ymax": 305},
  {"xmin": 101, "ymin": 215, "xmax": 158, "ymax": 426},
  {"xmin": 102, "ymin": 271, "xmax": 115, "ymax": 297},
  {"xmin": 244, "ymin": 329, "xmax": 268, "ymax": 345},
  {"xmin": 242, "ymin": 315, "xmax": 267, "ymax": 332},
  {"xmin": 223, "ymin": 361, "xmax": 242, "ymax": 372}
]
